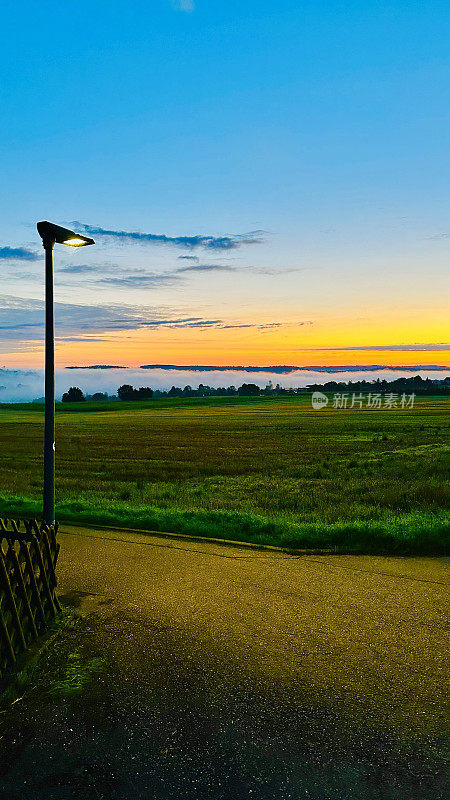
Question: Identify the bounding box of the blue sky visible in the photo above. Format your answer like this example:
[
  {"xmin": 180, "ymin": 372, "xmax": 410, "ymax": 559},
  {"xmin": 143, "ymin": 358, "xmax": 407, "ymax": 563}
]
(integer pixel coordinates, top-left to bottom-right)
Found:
[{"xmin": 0, "ymin": 0, "xmax": 449, "ymax": 368}]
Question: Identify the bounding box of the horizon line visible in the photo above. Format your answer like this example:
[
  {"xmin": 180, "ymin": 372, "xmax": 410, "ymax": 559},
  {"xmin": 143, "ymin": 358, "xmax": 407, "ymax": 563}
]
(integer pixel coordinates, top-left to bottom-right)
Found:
[{"xmin": 59, "ymin": 363, "xmax": 450, "ymax": 374}]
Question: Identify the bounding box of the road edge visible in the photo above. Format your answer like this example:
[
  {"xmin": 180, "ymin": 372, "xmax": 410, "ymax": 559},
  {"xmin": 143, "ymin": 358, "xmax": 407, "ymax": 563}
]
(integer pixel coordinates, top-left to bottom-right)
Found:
[{"xmin": 59, "ymin": 521, "xmax": 338, "ymax": 556}]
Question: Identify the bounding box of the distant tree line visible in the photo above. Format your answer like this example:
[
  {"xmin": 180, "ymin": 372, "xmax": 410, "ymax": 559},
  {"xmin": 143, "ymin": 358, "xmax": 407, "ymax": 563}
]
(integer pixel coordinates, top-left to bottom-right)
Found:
[
  {"xmin": 118, "ymin": 383, "xmax": 265, "ymax": 398},
  {"xmin": 60, "ymin": 375, "xmax": 450, "ymax": 402},
  {"xmin": 62, "ymin": 387, "xmax": 86, "ymax": 402},
  {"xmin": 306, "ymin": 375, "xmax": 450, "ymax": 396},
  {"xmin": 117, "ymin": 385, "xmax": 154, "ymax": 400}
]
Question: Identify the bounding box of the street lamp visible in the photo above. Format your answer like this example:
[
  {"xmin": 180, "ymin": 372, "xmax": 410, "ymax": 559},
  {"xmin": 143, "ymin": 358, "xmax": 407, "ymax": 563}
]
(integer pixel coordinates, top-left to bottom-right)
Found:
[{"xmin": 37, "ymin": 221, "xmax": 95, "ymax": 525}]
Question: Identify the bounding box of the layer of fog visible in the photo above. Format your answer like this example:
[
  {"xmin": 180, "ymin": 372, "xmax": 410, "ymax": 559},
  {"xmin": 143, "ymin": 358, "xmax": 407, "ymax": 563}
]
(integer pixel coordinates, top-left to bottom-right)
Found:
[{"xmin": 0, "ymin": 367, "xmax": 447, "ymax": 403}]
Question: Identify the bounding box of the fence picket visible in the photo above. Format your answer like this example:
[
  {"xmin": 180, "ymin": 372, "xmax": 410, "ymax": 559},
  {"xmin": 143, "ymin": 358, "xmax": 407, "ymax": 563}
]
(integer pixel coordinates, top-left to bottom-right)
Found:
[{"xmin": 0, "ymin": 519, "xmax": 60, "ymax": 678}]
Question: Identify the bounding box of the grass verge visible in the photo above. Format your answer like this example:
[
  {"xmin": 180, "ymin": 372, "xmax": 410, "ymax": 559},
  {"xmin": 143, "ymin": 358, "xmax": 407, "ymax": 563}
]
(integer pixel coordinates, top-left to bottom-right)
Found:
[
  {"xmin": 0, "ymin": 610, "xmax": 105, "ymax": 708},
  {"xmin": 0, "ymin": 493, "xmax": 448, "ymax": 555}
]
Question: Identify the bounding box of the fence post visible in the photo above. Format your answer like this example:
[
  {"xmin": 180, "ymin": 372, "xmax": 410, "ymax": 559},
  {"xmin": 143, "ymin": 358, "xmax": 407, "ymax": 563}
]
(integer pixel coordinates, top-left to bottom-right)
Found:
[{"xmin": 0, "ymin": 518, "xmax": 61, "ymax": 675}]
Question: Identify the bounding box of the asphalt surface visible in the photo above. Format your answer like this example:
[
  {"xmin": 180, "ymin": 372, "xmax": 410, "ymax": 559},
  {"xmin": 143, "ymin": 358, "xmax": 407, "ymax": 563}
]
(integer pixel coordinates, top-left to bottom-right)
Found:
[{"xmin": 1, "ymin": 525, "xmax": 448, "ymax": 799}]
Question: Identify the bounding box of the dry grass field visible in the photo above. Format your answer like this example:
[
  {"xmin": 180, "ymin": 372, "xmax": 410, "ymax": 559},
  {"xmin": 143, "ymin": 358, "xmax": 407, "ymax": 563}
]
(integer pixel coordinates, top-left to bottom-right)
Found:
[{"xmin": 0, "ymin": 395, "xmax": 448, "ymax": 552}]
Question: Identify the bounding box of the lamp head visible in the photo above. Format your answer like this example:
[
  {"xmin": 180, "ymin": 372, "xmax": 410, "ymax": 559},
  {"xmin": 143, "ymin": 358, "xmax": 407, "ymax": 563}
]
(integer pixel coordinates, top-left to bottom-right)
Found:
[{"xmin": 37, "ymin": 221, "xmax": 95, "ymax": 247}]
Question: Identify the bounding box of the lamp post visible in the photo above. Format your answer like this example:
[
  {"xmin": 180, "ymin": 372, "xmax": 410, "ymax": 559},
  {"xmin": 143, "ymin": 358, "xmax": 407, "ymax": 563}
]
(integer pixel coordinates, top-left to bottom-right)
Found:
[{"xmin": 37, "ymin": 222, "xmax": 95, "ymax": 525}]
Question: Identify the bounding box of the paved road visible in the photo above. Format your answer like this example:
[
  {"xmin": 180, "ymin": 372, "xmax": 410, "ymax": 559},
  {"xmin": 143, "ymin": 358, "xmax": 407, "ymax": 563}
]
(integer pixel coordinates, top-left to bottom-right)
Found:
[{"xmin": 1, "ymin": 525, "xmax": 448, "ymax": 799}]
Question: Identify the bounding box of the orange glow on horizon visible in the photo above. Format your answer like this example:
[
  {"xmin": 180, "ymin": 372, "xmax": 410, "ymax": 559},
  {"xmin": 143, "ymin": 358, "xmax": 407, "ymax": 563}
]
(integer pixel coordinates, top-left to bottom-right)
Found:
[{"xmin": 1, "ymin": 302, "xmax": 448, "ymax": 370}]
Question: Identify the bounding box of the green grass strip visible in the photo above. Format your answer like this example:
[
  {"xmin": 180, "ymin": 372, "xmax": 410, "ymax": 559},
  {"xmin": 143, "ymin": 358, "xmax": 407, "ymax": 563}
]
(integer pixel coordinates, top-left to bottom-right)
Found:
[{"xmin": 1, "ymin": 493, "xmax": 448, "ymax": 555}]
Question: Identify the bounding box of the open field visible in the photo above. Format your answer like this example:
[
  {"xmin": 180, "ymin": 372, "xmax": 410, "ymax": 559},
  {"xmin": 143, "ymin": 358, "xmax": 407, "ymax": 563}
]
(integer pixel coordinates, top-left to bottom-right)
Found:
[{"xmin": 0, "ymin": 395, "xmax": 449, "ymax": 553}]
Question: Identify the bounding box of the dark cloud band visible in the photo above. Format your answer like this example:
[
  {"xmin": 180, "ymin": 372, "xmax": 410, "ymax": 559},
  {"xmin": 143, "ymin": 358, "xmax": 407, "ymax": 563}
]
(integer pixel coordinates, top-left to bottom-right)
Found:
[
  {"xmin": 0, "ymin": 295, "xmax": 283, "ymax": 346},
  {"xmin": 73, "ymin": 223, "xmax": 265, "ymax": 251},
  {"xmin": 307, "ymin": 344, "xmax": 450, "ymax": 352},
  {"xmin": 0, "ymin": 247, "xmax": 39, "ymax": 261}
]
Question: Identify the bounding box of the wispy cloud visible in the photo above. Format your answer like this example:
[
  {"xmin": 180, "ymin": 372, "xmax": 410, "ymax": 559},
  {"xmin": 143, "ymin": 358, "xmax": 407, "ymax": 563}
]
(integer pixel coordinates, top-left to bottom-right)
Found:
[
  {"xmin": 255, "ymin": 267, "xmax": 302, "ymax": 276},
  {"xmin": 216, "ymin": 324, "xmax": 254, "ymax": 330},
  {"xmin": 55, "ymin": 337, "xmax": 110, "ymax": 343},
  {"xmin": 73, "ymin": 223, "xmax": 265, "ymax": 251},
  {"xmin": 0, "ymin": 246, "xmax": 39, "ymax": 261},
  {"xmin": 306, "ymin": 344, "xmax": 450, "ymax": 352},
  {"xmin": 58, "ymin": 264, "xmax": 179, "ymax": 288},
  {"xmin": 94, "ymin": 273, "xmax": 178, "ymax": 288},
  {"xmin": 59, "ymin": 264, "xmax": 103, "ymax": 274},
  {"xmin": 175, "ymin": 263, "xmax": 235, "ymax": 273},
  {"xmin": 0, "ymin": 295, "xmax": 284, "ymax": 350},
  {"xmin": 57, "ymin": 256, "xmax": 293, "ymax": 286},
  {"xmin": 175, "ymin": 263, "xmax": 303, "ymax": 276}
]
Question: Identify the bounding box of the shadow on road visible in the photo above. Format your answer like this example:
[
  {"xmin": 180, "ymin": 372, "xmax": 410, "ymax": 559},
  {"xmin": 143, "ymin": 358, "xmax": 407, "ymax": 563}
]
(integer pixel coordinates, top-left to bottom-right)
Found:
[{"xmin": 0, "ymin": 604, "xmax": 446, "ymax": 800}]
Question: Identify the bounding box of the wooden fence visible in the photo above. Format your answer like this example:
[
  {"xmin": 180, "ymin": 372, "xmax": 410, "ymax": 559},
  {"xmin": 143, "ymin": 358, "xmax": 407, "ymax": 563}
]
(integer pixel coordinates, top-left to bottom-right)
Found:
[{"xmin": 0, "ymin": 519, "xmax": 61, "ymax": 679}]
